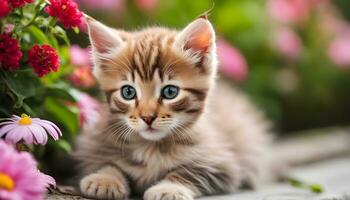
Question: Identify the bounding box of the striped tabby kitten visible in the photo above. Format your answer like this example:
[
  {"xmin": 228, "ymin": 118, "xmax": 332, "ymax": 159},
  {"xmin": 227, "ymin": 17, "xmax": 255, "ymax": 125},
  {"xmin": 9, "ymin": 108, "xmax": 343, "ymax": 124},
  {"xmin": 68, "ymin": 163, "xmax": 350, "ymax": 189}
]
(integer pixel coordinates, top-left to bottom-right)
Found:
[{"xmin": 75, "ymin": 16, "xmax": 271, "ymax": 200}]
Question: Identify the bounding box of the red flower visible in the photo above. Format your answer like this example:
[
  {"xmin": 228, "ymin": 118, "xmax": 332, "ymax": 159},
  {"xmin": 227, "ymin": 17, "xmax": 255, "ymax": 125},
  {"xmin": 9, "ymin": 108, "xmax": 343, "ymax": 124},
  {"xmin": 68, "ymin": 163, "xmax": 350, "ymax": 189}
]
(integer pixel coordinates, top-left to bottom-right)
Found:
[
  {"xmin": 45, "ymin": 0, "xmax": 83, "ymax": 28},
  {"xmin": 9, "ymin": 0, "xmax": 34, "ymax": 8},
  {"xmin": 0, "ymin": 0, "xmax": 11, "ymax": 18},
  {"xmin": 0, "ymin": 34, "xmax": 23, "ymax": 70},
  {"xmin": 28, "ymin": 44, "xmax": 60, "ymax": 77}
]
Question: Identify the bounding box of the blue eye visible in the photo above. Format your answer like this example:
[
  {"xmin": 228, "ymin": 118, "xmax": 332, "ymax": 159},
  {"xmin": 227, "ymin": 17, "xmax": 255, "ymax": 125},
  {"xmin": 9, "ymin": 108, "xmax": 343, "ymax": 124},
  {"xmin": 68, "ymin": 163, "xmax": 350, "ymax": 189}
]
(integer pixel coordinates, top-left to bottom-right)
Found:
[
  {"xmin": 162, "ymin": 85, "xmax": 179, "ymax": 99},
  {"xmin": 121, "ymin": 85, "xmax": 136, "ymax": 100}
]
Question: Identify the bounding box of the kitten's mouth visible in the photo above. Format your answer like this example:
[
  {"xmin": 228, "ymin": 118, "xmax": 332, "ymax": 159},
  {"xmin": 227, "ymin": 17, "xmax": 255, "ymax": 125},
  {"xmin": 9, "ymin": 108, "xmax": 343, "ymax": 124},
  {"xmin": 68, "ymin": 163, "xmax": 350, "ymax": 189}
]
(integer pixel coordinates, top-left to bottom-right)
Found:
[
  {"xmin": 146, "ymin": 127, "xmax": 157, "ymax": 133},
  {"xmin": 139, "ymin": 127, "xmax": 167, "ymax": 141}
]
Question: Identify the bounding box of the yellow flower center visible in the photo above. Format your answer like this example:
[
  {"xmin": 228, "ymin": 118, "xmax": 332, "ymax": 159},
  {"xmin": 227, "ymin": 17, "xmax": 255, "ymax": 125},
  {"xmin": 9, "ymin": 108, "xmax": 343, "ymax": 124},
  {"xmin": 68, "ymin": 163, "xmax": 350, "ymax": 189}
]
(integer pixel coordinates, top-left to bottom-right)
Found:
[
  {"xmin": 18, "ymin": 114, "xmax": 32, "ymax": 125},
  {"xmin": 0, "ymin": 173, "xmax": 15, "ymax": 191}
]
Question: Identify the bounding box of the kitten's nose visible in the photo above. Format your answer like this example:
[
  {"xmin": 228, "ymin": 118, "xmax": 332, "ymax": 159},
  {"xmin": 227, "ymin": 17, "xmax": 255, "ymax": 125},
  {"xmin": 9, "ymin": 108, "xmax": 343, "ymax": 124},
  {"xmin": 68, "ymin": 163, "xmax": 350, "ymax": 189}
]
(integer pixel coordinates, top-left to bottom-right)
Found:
[{"xmin": 141, "ymin": 116, "xmax": 156, "ymax": 126}]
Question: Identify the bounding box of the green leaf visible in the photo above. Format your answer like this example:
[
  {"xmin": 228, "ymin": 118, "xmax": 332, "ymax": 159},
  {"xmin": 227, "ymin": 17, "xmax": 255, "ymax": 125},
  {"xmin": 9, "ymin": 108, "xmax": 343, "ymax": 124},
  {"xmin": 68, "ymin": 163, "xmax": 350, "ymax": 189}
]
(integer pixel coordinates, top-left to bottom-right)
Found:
[
  {"xmin": 309, "ymin": 184, "xmax": 324, "ymax": 194},
  {"xmin": 44, "ymin": 97, "xmax": 79, "ymax": 135},
  {"xmin": 45, "ymin": 83, "xmax": 76, "ymax": 102},
  {"xmin": 56, "ymin": 139, "xmax": 72, "ymax": 153},
  {"xmin": 48, "ymin": 34, "xmax": 59, "ymax": 50},
  {"xmin": 287, "ymin": 177, "xmax": 304, "ymax": 188},
  {"xmin": 28, "ymin": 26, "xmax": 49, "ymax": 44},
  {"xmin": 1, "ymin": 70, "xmax": 41, "ymax": 108},
  {"xmin": 53, "ymin": 26, "xmax": 70, "ymax": 46},
  {"xmin": 72, "ymin": 26, "xmax": 80, "ymax": 34}
]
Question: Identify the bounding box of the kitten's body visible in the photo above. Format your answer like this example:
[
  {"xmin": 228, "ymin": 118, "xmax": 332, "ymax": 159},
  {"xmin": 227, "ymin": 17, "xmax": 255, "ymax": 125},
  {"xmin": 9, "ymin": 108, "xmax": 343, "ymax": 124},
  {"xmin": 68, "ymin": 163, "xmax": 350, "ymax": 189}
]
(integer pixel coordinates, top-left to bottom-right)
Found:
[{"xmin": 75, "ymin": 18, "xmax": 271, "ymax": 200}]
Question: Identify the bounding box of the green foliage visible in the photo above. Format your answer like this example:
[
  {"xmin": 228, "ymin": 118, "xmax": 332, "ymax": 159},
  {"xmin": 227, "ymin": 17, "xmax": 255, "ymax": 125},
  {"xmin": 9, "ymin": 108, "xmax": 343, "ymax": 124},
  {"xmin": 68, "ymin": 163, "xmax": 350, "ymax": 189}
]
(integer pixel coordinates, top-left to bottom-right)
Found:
[
  {"xmin": 287, "ymin": 177, "xmax": 325, "ymax": 194},
  {"xmin": 0, "ymin": 0, "xmax": 91, "ymax": 172}
]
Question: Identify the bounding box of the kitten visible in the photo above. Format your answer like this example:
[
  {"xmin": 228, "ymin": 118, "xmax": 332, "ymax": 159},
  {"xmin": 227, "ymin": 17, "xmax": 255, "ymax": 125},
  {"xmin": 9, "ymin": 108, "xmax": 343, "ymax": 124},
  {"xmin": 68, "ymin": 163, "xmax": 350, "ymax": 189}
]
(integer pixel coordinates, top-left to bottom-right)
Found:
[{"xmin": 74, "ymin": 16, "xmax": 271, "ymax": 200}]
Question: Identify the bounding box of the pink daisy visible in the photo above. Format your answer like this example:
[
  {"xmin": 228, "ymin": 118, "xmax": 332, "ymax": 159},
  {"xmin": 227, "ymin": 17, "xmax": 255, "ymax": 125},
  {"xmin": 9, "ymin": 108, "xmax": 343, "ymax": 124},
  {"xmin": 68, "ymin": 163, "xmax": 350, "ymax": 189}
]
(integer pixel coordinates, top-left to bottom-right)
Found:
[
  {"xmin": 0, "ymin": 140, "xmax": 55, "ymax": 200},
  {"xmin": 72, "ymin": 91, "xmax": 102, "ymax": 130},
  {"xmin": 0, "ymin": 114, "xmax": 62, "ymax": 145}
]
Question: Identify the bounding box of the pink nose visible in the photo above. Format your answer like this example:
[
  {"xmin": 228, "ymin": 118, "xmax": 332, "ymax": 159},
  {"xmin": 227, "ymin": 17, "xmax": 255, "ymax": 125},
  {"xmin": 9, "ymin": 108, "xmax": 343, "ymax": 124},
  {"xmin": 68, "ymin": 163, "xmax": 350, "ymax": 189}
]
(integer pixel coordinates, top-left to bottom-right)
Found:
[{"xmin": 141, "ymin": 116, "xmax": 156, "ymax": 126}]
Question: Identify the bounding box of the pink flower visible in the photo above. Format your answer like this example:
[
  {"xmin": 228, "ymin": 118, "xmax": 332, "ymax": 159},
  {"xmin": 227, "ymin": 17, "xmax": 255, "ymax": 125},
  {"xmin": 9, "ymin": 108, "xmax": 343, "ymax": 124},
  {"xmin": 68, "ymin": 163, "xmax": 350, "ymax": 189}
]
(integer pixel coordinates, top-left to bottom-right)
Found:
[
  {"xmin": 273, "ymin": 27, "xmax": 302, "ymax": 60},
  {"xmin": 135, "ymin": 0, "xmax": 158, "ymax": 11},
  {"xmin": 45, "ymin": 0, "xmax": 83, "ymax": 28},
  {"xmin": 69, "ymin": 45, "xmax": 91, "ymax": 66},
  {"xmin": 39, "ymin": 172, "xmax": 56, "ymax": 188},
  {"xmin": 76, "ymin": 0, "xmax": 124, "ymax": 10},
  {"xmin": 327, "ymin": 36, "xmax": 350, "ymax": 68},
  {"xmin": 0, "ymin": 140, "xmax": 55, "ymax": 200},
  {"xmin": 77, "ymin": 15, "xmax": 87, "ymax": 33},
  {"xmin": 72, "ymin": 91, "xmax": 101, "ymax": 129},
  {"xmin": 69, "ymin": 67, "xmax": 96, "ymax": 88},
  {"xmin": 267, "ymin": 0, "xmax": 310, "ymax": 24},
  {"xmin": 0, "ymin": 114, "xmax": 62, "ymax": 145},
  {"xmin": 3, "ymin": 24, "xmax": 15, "ymax": 34},
  {"xmin": 217, "ymin": 39, "xmax": 248, "ymax": 82}
]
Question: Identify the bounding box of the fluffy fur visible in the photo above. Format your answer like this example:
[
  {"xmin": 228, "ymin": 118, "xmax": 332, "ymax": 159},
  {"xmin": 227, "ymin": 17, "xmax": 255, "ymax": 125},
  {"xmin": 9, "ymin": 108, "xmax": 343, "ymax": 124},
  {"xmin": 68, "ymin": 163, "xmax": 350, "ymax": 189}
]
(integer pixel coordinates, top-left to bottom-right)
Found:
[{"xmin": 74, "ymin": 16, "xmax": 271, "ymax": 200}]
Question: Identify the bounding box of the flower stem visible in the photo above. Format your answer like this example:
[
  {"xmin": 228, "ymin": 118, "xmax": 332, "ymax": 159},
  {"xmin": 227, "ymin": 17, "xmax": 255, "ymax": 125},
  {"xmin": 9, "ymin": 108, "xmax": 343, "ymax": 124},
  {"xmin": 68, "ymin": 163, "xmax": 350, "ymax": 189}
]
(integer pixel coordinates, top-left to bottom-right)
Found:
[{"xmin": 22, "ymin": 0, "xmax": 46, "ymax": 30}]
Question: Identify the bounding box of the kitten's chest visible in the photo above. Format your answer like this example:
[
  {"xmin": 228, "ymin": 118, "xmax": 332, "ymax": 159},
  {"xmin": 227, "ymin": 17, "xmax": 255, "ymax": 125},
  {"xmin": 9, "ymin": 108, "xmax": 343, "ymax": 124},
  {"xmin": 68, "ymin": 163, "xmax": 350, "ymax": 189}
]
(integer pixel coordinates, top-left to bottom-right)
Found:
[{"xmin": 116, "ymin": 143, "xmax": 195, "ymax": 193}]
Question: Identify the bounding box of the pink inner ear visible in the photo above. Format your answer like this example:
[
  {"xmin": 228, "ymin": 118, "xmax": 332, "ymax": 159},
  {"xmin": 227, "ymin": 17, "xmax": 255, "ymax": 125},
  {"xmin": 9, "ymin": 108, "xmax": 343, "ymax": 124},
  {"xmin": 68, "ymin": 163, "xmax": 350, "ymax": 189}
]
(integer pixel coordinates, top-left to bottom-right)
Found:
[
  {"xmin": 184, "ymin": 20, "xmax": 213, "ymax": 53},
  {"xmin": 87, "ymin": 19, "xmax": 122, "ymax": 54}
]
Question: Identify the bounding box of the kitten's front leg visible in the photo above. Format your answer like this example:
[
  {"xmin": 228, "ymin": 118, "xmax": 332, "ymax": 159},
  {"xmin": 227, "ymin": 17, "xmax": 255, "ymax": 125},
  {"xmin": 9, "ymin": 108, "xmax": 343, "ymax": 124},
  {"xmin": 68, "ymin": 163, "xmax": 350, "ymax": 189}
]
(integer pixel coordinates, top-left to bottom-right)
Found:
[
  {"xmin": 144, "ymin": 164, "xmax": 239, "ymax": 200},
  {"xmin": 80, "ymin": 166, "xmax": 129, "ymax": 200}
]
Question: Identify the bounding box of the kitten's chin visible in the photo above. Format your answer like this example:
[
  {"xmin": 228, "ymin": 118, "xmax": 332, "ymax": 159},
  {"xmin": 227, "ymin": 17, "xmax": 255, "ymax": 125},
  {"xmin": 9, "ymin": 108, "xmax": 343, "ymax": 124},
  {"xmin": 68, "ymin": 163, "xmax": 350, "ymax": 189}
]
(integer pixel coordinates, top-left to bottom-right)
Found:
[{"xmin": 139, "ymin": 129, "xmax": 168, "ymax": 141}]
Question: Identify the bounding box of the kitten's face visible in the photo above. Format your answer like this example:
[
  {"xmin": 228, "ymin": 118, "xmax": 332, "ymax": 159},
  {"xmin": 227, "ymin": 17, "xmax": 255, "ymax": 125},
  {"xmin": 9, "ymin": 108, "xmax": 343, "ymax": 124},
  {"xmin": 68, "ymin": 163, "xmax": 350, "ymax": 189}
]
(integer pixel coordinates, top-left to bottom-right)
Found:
[{"xmin": 87, "ymin": 17, "xmax": 217, "ymax": 141}]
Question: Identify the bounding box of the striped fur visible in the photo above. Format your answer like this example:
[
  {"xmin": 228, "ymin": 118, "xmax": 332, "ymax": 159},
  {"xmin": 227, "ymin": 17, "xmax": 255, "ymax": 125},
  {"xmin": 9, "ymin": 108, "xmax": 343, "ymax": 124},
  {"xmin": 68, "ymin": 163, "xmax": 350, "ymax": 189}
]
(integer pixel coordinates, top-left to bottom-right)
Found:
[{"xmin": 75, "ymin": 17, "xmax": 271, "ymax": 200}]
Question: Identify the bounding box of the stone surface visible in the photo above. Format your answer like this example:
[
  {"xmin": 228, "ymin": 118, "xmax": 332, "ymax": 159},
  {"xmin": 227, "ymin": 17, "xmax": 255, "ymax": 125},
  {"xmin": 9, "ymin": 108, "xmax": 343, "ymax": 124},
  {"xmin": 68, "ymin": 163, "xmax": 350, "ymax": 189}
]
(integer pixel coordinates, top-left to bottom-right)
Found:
[
  {"xmin": 47, "ymin": 128, "xmax": 350, "ymax": 200},
  {"xmin": 200, "ymin": 156, "xmax": 350, "ymax": 200}
]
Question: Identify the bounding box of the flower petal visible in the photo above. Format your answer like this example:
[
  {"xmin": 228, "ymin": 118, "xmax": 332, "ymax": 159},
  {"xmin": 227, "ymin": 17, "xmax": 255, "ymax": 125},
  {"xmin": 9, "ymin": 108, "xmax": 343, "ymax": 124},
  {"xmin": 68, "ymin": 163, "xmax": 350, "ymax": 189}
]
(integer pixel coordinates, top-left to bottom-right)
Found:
[
  {"xmin": 34, "ymin": 120, "xmax": 59, "ymax": 140},
  {"xmin": 21, "ymin": 127, "xmax": 34, "ymax": 144},
  {"xmin": 4, "ymin": 126, "xmax": 25, "ymax": 144},
  {"xmin": 27, "ymin": 124, "xmax": 47, "ymax": 145},
  {"xmin": 39, "ymin": 119, "xmax": 62, "ymax": 137},
  {"xmin": 0, "ymin": 123, "xmax": 17, "ymax": 137},
  {"xmin": 39, "ymin": 171, "xmax": 56, "ymax": 188}
]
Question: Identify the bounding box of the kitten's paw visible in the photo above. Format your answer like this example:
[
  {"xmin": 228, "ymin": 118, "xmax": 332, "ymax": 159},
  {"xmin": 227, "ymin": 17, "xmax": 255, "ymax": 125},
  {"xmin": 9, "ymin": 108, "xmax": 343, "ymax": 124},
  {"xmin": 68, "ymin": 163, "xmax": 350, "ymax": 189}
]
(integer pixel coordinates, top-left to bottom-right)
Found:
[
  {"xmin": 144, "ymin": 181, "xmax": 194, "ymax": 200},
  {"xmin": 80, "ymin": 173, "xmax": 128, "ymax": 200}
]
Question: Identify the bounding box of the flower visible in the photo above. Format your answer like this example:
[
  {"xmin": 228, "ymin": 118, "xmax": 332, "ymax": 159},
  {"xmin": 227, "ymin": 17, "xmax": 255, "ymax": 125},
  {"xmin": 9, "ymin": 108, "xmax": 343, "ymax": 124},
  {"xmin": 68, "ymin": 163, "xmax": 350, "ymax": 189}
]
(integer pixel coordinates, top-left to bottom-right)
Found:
[
  {"xmin": 273, "ymin": 27, "xmax": 302, "ymax": 60},
  {"xmin": 9, "ymin": 0, "xmax": 33, "ymax": 8},
  {"xmin": 135, "ymin": 0, "xmax": 158, "ymax": 11},
  {"xmin": 0, "ymin": 140, "xmax": 55, "ymax": 200},
  {"xmin": 39, "ymin": 172, "xmax": 56, "ymax": 188},
  {"xmin": 0, "ymin": 114, "xmax": 62, "ymax": 145},
  {"xmin": 3, "ymin": 24, "xmax": 15, "ymax": 34},
  {"xmin": 0, "ymin": 34, "xmax": 22, "ymax": 71},
  {"xmin": 72, "ymin": 91, "xmax": 101, "ymax": 129},
  {"xmin": 217, "ymin": 38, "xmax": 248, "ymax": 82},
  {"xmin": 75, "ymin": 0, "xmax": 124, "ymax": 10},
  {"xmin": 0, "ymin": 0, "xmax": 10, "ymax": 18},
  {"xmin": 69, "ymin": 45, "xmax": 91, "ymax": 66},
  {"xmin": 28, "ymin": 44, "xmax": 60, "ymax": 77},
  {"xmin": 267, "ymin": 0, "xmax": 310, "ymax": 24},
  {"xmin": 45, "ymin": 0, "xmax": 83, "ymax": 28},
  {"xmin": 69, "ymin": 67, "xmax": 96, "ymax": 88},
  {"xmin": 327, "ymin": 36, "xmax": 350, "ymax": 68},
  {"xmin": 77, "ymin": 15, "xmax": 87, "ymax": 33}
]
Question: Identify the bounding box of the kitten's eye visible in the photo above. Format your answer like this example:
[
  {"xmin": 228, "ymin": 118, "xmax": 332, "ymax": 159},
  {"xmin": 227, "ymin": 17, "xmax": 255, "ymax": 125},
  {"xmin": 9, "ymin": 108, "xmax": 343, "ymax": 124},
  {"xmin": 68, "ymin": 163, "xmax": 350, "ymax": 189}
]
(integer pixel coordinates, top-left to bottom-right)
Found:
[
  {"xmin": 162, "ymin": 85, "xmax": 179, "ymax": 99},
  {"xmin": 121, "ymin": 85, "xmax": 136, "ymax": 100}
]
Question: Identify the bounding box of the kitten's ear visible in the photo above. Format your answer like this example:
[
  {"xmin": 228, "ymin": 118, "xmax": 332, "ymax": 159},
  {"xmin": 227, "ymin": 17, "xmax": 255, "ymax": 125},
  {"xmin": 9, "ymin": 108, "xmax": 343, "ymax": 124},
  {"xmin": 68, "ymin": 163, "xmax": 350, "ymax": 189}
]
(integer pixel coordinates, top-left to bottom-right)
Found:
[
  {"xmin": 86, "ymin": 18, "xmax": 123, "ymax": 54},
  {"xmin": 175, "ymin": 18, "xmax": 215, "ymax": 55}
]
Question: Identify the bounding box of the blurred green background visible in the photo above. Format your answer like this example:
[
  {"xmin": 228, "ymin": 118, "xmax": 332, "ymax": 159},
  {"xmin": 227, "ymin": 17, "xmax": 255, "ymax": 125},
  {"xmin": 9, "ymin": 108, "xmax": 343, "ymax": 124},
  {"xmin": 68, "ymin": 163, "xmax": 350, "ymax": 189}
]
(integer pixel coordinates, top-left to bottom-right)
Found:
[{"xmin": 71, "ymin": 0, "xmax": 350, "ymax": 133}]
